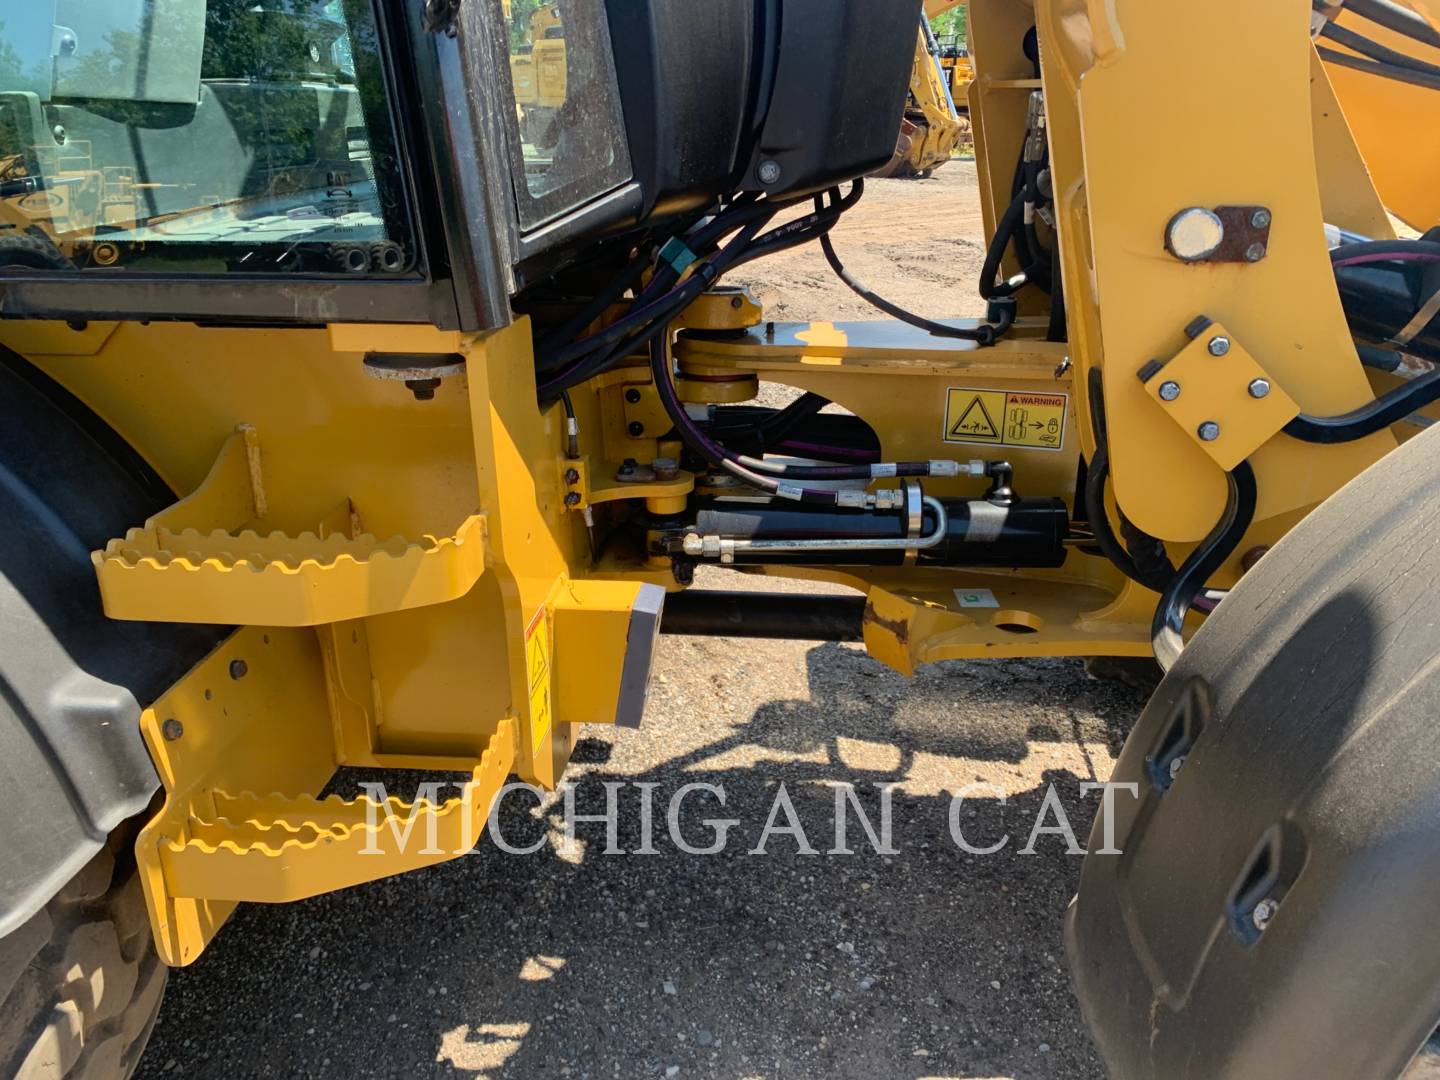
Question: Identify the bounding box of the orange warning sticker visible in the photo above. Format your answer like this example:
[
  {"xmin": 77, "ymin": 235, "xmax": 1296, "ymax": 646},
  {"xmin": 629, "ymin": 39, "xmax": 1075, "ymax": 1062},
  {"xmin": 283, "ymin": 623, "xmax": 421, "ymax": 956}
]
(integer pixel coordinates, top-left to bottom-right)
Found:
[
  {"xmin": 943, "ymin": 388, "xmax": 1067, "ymax": 451},
  {"xmin": 525, "ymin": 607, "xmax": 552, "ymax": 746}
]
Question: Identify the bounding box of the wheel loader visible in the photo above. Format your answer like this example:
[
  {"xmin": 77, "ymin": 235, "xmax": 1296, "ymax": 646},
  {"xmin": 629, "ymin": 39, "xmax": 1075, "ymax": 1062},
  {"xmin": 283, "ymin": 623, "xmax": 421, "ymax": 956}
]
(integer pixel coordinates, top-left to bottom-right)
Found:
[{"xmin": 3, "ymin": 0, "xmax": 1440, "ymax": 1076}]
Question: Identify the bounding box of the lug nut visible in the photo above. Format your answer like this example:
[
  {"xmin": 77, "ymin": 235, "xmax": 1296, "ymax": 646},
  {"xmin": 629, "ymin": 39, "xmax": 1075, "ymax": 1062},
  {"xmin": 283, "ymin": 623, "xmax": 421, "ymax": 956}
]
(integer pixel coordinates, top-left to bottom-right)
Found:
[
  {"xmin": 1207, "ymin": 335, "xmax": 1231, "ymax": 357},
  {"xmin": 1248, "ymin": 378, "xmax": 1271, "ymax": 398},
  {"xmin": 1198, "ymin": 421, "xmax": 1221, "ymax": 442},
  {"xmin": 1159, "ymin": 380, "xmax": 1182, "ymax": 401}
]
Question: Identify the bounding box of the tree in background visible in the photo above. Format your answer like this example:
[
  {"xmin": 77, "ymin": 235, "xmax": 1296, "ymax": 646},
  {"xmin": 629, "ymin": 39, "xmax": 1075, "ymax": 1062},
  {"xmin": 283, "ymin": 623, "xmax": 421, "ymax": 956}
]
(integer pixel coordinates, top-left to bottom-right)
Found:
[{"xmin": 930, "ymin": 7, "xmax": 968, "ymax": 47}]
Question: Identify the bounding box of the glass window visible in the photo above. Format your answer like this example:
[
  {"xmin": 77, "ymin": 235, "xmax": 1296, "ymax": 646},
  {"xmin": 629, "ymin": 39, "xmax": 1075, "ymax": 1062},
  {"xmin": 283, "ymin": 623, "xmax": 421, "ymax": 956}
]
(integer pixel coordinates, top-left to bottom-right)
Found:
[
  {"xmin": 0, "ymin": 0, "xmax": 415, "ymax": 275},
  {"xmin": 503, "ymin": 0, "xmax": 631, "ymax": 229}
]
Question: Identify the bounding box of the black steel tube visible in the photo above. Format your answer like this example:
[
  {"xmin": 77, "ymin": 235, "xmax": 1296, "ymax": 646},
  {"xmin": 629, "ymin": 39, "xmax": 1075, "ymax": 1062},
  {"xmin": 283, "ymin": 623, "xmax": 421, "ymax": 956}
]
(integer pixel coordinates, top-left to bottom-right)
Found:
[{"xmin": 660, "ymin": 591, "xmax": 866, "ymax": 641}]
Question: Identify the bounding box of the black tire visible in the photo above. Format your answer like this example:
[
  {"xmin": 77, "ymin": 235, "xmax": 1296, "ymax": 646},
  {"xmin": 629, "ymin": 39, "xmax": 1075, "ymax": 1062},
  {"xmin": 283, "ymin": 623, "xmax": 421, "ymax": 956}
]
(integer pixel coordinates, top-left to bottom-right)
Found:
[
  {"xmin": 1068, "ymin": 421, "xmax": 1440, "ymax": 1079},
  {"xmin": 0, "ymin": 822, "xmax": 166, "ymax": 1079}
]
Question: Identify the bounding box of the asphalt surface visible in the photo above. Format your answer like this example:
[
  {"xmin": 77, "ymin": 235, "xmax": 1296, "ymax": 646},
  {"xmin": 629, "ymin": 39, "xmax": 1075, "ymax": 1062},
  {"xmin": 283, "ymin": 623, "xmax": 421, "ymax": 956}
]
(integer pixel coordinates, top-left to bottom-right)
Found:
[{"xmin": 136, "ymin": 167, "xmax": 1149, "ymax": 1080}]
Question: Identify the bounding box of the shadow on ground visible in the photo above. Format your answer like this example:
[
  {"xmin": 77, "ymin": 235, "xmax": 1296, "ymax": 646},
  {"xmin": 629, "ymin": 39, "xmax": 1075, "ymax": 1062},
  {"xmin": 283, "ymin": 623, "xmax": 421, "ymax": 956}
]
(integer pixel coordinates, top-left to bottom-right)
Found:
[{"xmin": 136, "ymin": 645, "xmax": 1145, "ymax": 1080}]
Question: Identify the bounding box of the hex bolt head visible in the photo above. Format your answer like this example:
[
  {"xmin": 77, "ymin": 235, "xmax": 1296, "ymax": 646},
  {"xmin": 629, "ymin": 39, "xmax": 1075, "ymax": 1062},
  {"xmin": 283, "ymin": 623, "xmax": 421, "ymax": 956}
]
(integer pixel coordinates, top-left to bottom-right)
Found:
[
  {"xmin": 1207, "ymin": 335, "xmax": 1231, "ymax": 357},
  {"xmin": 757, "ymin": 159, "xmax": 783, "ymax": 185},
  {"xmin": 1252, "ymin": 898, "xmax": 1278, "ymax": 931},
  {"xmin": 1159, "ymin": 380, "xmax": 1182, "ymax": 401},
  {"xmin": 162, "ymin": 719, "xmax": 184, "ymax": 742},
  {"xmin": 1250, "ymin": 208, "xmax": 1272, "ymax": 229},
  {"xmin": 1244, "ymin": 242, "xmax": 1267, "ymax": 262},
  {"xmin": 229, "ymin": 659, "xmax": 248, "ymax": 680},
  {"xmin": 564, "ymin": 468, "xmax": 580, "ymax": 485},
  {"xmin": 1168, "ymin": 754, "xmax": 1186, "ymax": 780},
  {"xmin": 564, "ymin": 492, "xmax": 581, "ymax": 507},
  {"xmin": 1198, "ymin": 421, "xmax": 1221, "ymax": 442},
  {"xmin": 624, "ymin": 388, "xmax": 642, "ymax": 404},
  {"xmin": 1248, "ymin": 378, "xmax": 1271, "ymax": 399}
]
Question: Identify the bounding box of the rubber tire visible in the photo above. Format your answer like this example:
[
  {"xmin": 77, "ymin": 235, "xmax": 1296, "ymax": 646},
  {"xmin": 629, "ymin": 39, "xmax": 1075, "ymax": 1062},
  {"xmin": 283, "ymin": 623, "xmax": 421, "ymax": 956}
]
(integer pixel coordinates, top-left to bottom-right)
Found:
[{"xmin": 0, "ymin": 822, "xmax": 166, "ymax": 1079}]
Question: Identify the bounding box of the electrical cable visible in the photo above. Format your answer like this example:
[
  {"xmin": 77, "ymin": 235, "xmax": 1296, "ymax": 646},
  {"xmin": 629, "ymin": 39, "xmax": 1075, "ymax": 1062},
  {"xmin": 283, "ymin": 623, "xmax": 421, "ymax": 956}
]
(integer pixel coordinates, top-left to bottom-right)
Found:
[
  {"xmin": 1152, "ymin": 461, "xmax": 1257, "ymax": 671},
  {"xmin": 816, "ymin": 185, "xmax": 1013, "ymax": 345}
]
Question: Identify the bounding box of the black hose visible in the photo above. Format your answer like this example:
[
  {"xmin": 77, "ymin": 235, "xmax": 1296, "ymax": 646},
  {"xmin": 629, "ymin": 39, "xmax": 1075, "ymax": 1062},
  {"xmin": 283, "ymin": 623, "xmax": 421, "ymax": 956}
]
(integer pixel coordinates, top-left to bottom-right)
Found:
[
  {"xmin": 1320, "ymin": 20, "xmax": 1440, "ymax": 76},
  {"xmin": 1331, "ymin": 239, "xmax": 1440, "ymax": 262},
  {"xmin": 1285, "ymin": 364, "xmax": 1440, "ymax": 442},
  {"xmin": 1151, "ymin": 461, "xmax": 1257, "ymax": 671},
  {"xmin": 1318, "ymin": 44, "xmax": 1440, "ymax": 90},
  {"xmin": 1344, "ymin": 0, "xmax": 1440, "ymax": 49},
  {"xmin": 818, "ymin": 230, "xmax": 1006, "ymax": 345}
]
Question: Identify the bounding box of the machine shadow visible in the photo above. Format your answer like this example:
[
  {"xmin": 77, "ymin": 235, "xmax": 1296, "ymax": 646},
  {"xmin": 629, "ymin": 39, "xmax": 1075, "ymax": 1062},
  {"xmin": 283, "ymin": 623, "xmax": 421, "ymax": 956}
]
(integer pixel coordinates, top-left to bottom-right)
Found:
[{"xmin": 138, "ymin": 646, "xmax": 1147, "ymax": 1080}]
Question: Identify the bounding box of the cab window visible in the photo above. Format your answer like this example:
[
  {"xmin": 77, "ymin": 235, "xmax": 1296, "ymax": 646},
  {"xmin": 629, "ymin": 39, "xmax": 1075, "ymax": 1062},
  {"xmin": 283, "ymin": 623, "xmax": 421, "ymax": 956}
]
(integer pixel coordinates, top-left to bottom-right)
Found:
[{"xmin": 0, "ymin": 0, "xmax": 415, "ymax": 275}]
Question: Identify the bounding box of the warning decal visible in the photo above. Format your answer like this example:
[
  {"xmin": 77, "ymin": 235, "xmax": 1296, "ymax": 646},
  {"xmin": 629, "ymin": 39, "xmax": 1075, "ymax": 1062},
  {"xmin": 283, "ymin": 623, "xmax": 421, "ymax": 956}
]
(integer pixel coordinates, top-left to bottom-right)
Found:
[
  {"xmin": 525, "ymin": 607, "xmax": 553, "ymax": 746},
  {"xmin": 944, "ymin": 388, "xmax": 1068, "ymax": 451}
]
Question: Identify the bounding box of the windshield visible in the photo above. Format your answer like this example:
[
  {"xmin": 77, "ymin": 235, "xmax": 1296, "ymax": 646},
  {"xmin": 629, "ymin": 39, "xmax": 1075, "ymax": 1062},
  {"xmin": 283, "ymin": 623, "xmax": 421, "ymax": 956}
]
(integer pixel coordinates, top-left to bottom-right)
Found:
[{"xmin": 0, "ymin": 0, "xmax": 415, "ymax": 275}]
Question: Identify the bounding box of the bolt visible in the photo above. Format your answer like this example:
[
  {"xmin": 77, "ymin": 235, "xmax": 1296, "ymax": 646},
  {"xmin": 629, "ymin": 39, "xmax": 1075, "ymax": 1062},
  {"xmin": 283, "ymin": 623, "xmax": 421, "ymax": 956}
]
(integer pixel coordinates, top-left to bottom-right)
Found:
[
  {"xmin": 1244, "ymin": 242, "xmax": 1267, "ymax": 262},
  {"xmin": 564, "ymin": 492, "xmax": 581, "ymax": 507},
  {"xmin": 627, "ymin": 421, "xmax": 645, "ymax": 437},
  {"xmin": 1168, "ymin": 755, "xmax": 1186, "ymax": 780},
  {"xmin": 229, "ymin": 659, "xmax": 248, "ymax": 680},
  {"xmin": 1241, "ymin": 545, "xmax": 1271, "ymax": 571},
  {"xmin": 57, "ymin": 32, "xmax": 77, "ymax": 56},
  {"xmin": 405, "ymin": 377, "xmax": 441, "ymax": 401},
  {"xmin": 1248, "ymin": 378, "xmax": 1271, "ymax": 399},
  {"xmin": 564, "ymin": 468, "xmax": 580, "ymax": 485},
  {"xmin": 618, "ymin": 458, "xmax": 638, "ymax": 475},
  {"xmin": 1198, "ymin": 421, "xmax": 1221, "ymax": 442},
  {"xmin": 652, "ymin": 456, "xmax": 680, "ymax": 481},
  {"xmin": 1159, "ymin": 380, "xmax": 1182, "ymax": 401},
  {"xmin": 1250, "ymin": 208, "xmax": 1272, "ymax": 229},
  {"xmin": 730, "ymin": 295, "xmax": 744, "ymax": 309},
  {"xmin": 624, "ymin": 388, "xmax": 642, "ymax": 404},
  {"xmin": 162, "ymin": 719, "xmax": 184, "ymax": 742},
  {"xmin": 1252, "ymin": 898, "xmax": 1278, "ymax": 931},
  {"xmin": 1207, "ymin": 335, "xmax": 1231, "ymax": 357},
  {"xmin": 757, "ymin": 159, "xmax": 783, "ymax": 185}
]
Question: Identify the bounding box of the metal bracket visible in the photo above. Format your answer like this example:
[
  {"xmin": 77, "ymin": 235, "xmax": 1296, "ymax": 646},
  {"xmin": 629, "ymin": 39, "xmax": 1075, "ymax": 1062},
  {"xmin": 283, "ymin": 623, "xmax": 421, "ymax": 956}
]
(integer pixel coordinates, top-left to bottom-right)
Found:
[{"xmin": 1137, "ymin": 317, "xmax": 1299, "ymax": 470}]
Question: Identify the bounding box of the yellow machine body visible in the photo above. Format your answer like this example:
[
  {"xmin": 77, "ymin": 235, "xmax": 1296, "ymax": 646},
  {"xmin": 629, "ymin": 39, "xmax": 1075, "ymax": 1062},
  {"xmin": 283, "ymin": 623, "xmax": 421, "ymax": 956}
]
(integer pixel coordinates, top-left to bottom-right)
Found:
[{"xmin": 0, "ymin": 0, "xmax": 1434, "ymax": 973}]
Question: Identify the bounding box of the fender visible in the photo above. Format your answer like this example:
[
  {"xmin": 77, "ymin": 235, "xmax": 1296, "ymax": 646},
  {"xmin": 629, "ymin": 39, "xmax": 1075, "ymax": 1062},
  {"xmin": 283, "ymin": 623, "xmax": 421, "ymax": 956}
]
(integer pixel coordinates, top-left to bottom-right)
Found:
[
  {"xmin": 1066, "ymin": 424, "xmax": 1440, "ymax": 1079},
  {"xmin": 0, "ymin": 347, "xmax": 226, "ymax": 938}
]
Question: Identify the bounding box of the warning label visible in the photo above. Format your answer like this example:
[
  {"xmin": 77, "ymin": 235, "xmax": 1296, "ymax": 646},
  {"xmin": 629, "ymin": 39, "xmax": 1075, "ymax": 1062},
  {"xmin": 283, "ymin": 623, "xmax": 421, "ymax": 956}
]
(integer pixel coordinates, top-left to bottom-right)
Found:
[
  {"xmin": 943, "ymin": 388, "xmax": 1068, "ymax": 451},
  {"xmin": 525, "ymin": 608, "xmax": 553, "ymax": 746}
]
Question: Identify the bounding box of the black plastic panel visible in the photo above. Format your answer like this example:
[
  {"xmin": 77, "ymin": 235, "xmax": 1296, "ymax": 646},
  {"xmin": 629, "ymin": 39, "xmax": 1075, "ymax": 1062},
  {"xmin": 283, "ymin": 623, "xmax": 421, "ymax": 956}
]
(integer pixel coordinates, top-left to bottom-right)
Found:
[
  {"xmin": 741, "ymin": 0, "xmax": 921, "ymax": 197},
  {"xmin": 1066, "ymin": 423, "xmax": 1440, "ymax": 1080},
  {"xmin": 0, "ymin": 351, "xmax": 228, "ymax": 938},
  {"xmin": 605, "ymin": 0, "xmax": 758, "ymax": 219}
]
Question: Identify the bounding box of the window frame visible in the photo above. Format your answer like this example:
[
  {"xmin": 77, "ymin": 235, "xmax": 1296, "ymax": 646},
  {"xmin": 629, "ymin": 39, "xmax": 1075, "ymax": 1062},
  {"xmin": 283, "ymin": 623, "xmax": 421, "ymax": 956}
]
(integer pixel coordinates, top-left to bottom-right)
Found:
[{"xmin": 0, "ymin": 0, "xmax": 475, "ymax": 329}]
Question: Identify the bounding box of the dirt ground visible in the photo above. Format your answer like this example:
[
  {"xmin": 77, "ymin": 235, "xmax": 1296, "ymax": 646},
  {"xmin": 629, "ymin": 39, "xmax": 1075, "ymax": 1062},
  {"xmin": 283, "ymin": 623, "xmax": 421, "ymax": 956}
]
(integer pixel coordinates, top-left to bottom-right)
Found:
[{"xmin": 136, "ymin": 166, "xmax": 1145, "ymax": 1080}]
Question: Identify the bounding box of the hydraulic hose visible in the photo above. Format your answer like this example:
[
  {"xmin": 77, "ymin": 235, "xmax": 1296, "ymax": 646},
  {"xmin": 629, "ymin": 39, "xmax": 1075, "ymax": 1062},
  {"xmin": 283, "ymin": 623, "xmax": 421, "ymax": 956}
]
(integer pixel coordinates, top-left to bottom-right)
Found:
[
  {"xmin": 1152, "ymin": 461, "xmax": 1257, "ymax": 671},
  {"xmin": 1344, "ymin": 0, "xmax": 1440, "ymax": 49},
  {"xmin": 1319, "ymin": 20, "xmax": 1440, "ymax": 76},
  {"xmin": 1317, "ymin": 45, "xmax": 1440, "ymax": 90},
  {"xmin": 1284, "ymin": 364, "xmax": 1440, "ymax": 442}
]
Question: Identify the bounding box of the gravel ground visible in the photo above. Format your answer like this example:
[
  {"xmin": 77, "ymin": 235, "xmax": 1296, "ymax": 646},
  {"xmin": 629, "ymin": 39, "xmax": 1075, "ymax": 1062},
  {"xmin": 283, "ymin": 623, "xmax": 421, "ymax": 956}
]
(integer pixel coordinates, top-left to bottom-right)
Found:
[{"xmin": 137, "ymin": 166, "xmax": 1147, "ymax": 1080}]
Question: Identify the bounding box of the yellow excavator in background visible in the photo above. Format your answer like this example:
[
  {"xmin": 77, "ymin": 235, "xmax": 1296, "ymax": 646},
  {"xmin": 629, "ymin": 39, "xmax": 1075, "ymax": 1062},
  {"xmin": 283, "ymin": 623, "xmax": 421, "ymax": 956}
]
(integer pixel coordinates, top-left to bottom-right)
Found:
[
  {"xmin": 506, "ymin": 2, "xmax": 567, "ymax": 147},
  {"xmin": 875, "ymin": 2, "xmax": 970, "ymax": 178}
]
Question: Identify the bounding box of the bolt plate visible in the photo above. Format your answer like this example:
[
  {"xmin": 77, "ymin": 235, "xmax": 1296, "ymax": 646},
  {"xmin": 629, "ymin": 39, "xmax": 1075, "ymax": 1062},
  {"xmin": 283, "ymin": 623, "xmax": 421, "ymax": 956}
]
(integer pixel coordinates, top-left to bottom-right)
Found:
[{"xmin": 1139, "ymin": 320, "xmax": 1299, "ymax": 470}]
